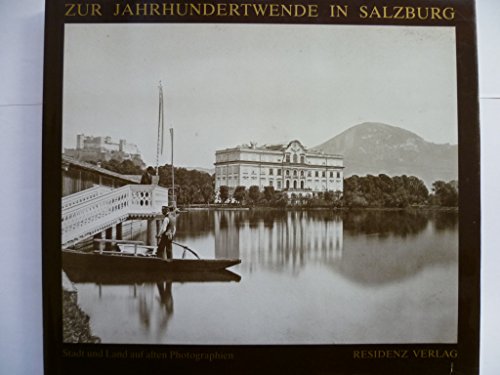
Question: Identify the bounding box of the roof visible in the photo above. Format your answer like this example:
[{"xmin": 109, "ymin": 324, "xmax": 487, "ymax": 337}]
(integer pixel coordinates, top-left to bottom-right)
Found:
[
  {"xmin": 261, "ymin": 144, "xmax": 286, "ymax": 151},
  {"xmin": 216, "ymin": 141, "xmax": 343, "ymax": 158},
  {"xmin": 62, "ymin": 155, "xmax": 140, "ymax": 184}
]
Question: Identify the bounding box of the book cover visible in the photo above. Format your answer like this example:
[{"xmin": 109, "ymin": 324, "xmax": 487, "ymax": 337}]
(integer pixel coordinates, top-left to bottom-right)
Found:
[{"xmin": 42, "ymin": 0, "xmax": 480, "ymax": 373}]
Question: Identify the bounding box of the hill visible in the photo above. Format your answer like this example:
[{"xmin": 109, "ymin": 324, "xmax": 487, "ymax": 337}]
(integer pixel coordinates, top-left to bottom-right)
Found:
[{"xmin": 313, "ymin": 122, "xmax": 457, "ymax": 187}]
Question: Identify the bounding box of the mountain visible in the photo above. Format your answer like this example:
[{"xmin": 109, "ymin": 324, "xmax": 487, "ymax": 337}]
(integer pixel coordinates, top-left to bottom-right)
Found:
[{"xmin": 312, "ymin": 122, "xmax": 457, "ymax": 187}]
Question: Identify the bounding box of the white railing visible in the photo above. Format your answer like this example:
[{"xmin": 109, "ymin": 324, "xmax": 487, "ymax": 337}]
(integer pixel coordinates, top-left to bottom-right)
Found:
[
  {"xmin": 61, "ymin": 184, "xmax": 168, "ymax": 246},
  {"xmin": 61, "ymin": 186, "xmax": 112, "ymax": 210},
  {"xmin": 129, "ymin": 185, "xmax": 168, "ymax": 215}
]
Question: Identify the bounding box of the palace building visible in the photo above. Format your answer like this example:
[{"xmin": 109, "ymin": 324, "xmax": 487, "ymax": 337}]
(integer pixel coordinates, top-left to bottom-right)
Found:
[{"xmin": 214, "ymin": 140, "xmax": 344, "ymax": 196}]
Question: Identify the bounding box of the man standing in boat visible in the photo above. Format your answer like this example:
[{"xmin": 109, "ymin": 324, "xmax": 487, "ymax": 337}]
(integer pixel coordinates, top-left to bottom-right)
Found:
[{"xmin": 156, "ymin": 206, "xmax": 179, "ymax": 259}]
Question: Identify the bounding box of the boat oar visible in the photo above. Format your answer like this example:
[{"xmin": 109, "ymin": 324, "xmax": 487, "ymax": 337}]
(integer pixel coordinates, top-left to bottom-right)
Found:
[{"xmin": 172, "ymin": 241, "xmax": 201, "ymax": 259}]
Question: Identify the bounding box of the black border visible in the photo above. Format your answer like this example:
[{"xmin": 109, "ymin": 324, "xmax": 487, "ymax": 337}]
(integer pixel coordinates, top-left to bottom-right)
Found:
[{"xmin": 42, "ymin": 1, "xmax": 480, "ymax": 374}]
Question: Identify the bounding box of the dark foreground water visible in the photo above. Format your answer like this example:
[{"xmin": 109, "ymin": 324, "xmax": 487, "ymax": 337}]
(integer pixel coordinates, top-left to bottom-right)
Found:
[{"xmin": 72, "ymin": 209, "xmax": 458, "ymax": 345}]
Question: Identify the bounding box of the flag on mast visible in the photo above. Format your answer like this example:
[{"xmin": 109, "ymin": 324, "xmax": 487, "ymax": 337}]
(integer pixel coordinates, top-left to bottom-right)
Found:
[{"xmin": 155, "ymin": 81, "xmax": 165, "ymax": 173}]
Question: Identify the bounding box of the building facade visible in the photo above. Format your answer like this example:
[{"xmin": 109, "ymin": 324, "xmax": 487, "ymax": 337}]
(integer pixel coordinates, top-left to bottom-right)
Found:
[{"xmin": 214, "ymin": 140, "xmax": 343, "ymax": 196}]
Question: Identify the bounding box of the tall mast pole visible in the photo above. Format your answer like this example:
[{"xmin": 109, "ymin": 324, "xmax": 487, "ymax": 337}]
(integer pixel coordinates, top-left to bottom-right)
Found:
[
  {"xmin": 156, "ymin": 81, "xmax": 164, "ymax": 175},
  {"xmin": 170, "ymin": 127, "xmax": 175, "ymax": 207}
]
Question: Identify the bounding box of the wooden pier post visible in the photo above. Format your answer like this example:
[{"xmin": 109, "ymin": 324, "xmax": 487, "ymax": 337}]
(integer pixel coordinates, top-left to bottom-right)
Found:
[
  {"xmin": 156, "ymin": 219, "xmax": 161, "ymax": 237},
  {"xmin": 147, "ymin": 219, "xmax": 156, "ymax": 246},
  {"xmin": 105, "ymin": 227, "xmax": 113, "ymax": 251},
  {"xmin": 116, "ymin": 223, "xmax": 123, "ymax": 241},
  {"xmin": 93, "ymin": 232, "xmax": 102, "ymax": 251}
]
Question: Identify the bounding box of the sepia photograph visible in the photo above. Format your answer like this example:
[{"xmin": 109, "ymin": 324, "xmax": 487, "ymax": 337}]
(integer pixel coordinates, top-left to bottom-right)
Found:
[{"xmin": 60, "ymin": 23, "xmax": 459, "ymax": 345}]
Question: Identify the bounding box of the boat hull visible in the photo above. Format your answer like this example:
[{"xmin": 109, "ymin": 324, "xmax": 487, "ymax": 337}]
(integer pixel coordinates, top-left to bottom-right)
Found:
[
  {"xmin": 63, "ymin": 266, "xmax": 241, "ymax": 283},
  {"xmin": 62, "ymin": 249, "xmax": 241, "ymax": 273}
]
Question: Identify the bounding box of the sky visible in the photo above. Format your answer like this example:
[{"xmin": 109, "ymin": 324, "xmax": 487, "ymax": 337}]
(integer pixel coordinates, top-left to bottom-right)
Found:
[{"xmin": 63, "ymin": 23, "xmax": 457, "ymax": 169}]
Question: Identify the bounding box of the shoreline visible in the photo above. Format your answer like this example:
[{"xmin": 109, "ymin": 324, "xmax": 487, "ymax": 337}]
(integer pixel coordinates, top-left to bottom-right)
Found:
[
  {"xmin": 181, "ymin": 205, "xmax": 459, "ymax": 212},
  {"xmin": 62, "ymin": 272, "xmax": 101, "ymax": 344}
]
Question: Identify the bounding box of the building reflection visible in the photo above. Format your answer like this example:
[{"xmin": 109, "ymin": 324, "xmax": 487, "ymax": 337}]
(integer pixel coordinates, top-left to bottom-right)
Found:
[
  {"xmin": 213, "ymin": 209, "xmax": 458, "ymax": 284},
  {"xmin": 214, "ymin": 210, "xmax": 343, "ymax": 272}
]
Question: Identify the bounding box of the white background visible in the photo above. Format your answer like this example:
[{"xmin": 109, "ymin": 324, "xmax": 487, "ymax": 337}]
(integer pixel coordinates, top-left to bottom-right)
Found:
[{"xmin": 0, "ymin": 0, "xmax": 498, "ymax": 374}]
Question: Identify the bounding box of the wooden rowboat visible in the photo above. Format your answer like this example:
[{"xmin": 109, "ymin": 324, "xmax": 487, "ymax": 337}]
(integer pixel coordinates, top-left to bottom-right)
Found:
[
  {"xmin": 62, "ymin": 248, "xmax": 241, "ymax": 273},
  {"xmin": 63, "ymin": 263, "xmax": 241, "ymax": 284}
]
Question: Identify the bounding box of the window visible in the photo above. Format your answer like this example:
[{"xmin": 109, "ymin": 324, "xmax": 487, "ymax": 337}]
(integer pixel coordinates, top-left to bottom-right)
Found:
[
  {"xmin": 293, "ymin": 170, "xmax": 298, "ymax": 177},
  {"xmin": 308, "ymin": 171, "xmax": 312, "ymax": 177},
  {"xmin": 285, "ymin": 154, "xmax": 290, "ymax": 163},
  {"xmin": 277, "ymin": 181, "xmax": 282, "ymax": 189},
  {"xmin": 330, "ymin": 171, "xmax": 334, "ymax": 178},
  {"xmin": 277, "ymin": 169, "xmax": 282, "ymax": 176},
  {"xmin": 300, "ymin": 170, "xmax": 304, "ymax": 177},
  {"xmin": 269, "ymin": 180, "xmax": 274, "ymax": 186},
  {"xmin": 337, "ymin": 171, "xmax": 341, "ymax": 178},
  {"xmin": 293, "ymin": 154, "xmax": 298, "ymax": 163},
  {"xmin": 286, "ymin": 169, "xmax": 290, "ymax": 176},
  {"xmin": 300, "ymin": 181, "xmax": 304, "ymax": 189},
  {"xmin": 300, "ymin": 155, "xmax": 305, "ymax": 163},
  {"xmin": 286, "ymin": 180, "xmax": 290, "ymax": 189},
  {"xmin": 315, "ymin": 171, "xmax": 319, "ymax": 177},
  {"xmin": 269, "ymin": 168, "xmax": 274, "ymax": 175},
  {"xmin": 322, "ymin": 171, "xmax": 326, "ymax": 178}
]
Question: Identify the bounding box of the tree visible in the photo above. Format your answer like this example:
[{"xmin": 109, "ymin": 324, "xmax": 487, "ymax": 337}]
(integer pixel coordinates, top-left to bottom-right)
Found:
[
  {"xmin": 120, "ymin": 160, "xmax": 144, "ymax": 175},
  {"xmin": 248, "ymin": 185, "xmax": 261, "ymax": 205},
  {"xmin": 156, "ymin": 164, "xmax": 213, "ymax": 205},
  {"xmin": 274, "ymin": 192, "xmax": 289, "ymax": 207},
  {"xmin": 100, "ymin": 159, "xmax": 143, "ymax": 175},
  {"xmin": 233, "ymin": 186, "xmax": 246, "ymax": 203},
  {"xmin": 200, "ymin": 183, "xmax": 214, "ymax": 204},
  {"xmin": 219, "ymin": 185, "xmax": 229, "ymax": 203},
  {"xmin": 263, "ymin": 186, "xmax": 275, "ymax": 201},
  {"xmin": 406, "ymin": 176, "xmax": 429, "ymax": 205},
  {"xmin": 343, "ymin": 174, "xmax": 428, "ymax": 208},
  {"xmin": 324, "ymin": 191, "xmax": 334, "ymax": 203},
  {"xmin": 431, "ymin": 180, "xmax": 458, "ymax": 207}
]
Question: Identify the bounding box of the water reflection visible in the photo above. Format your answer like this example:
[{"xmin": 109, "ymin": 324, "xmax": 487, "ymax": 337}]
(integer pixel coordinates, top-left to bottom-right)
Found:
[
  {"xmin": 176, "ymin": 210, "xmax": 214, "ymax": 238},
  {"xmin": 212, "ymin": 210, "xmax": 457, "ymax": 284},
  {"xmin": 134, "ymin": 282, "xmax": 171, "ymax": 339},
  {"xmin": 214, "ymin": 210, "xmax": 343, "ymax": 273},
  {"xmin": 72, "ymin": 270, "xmax": 241, "ymax": 344},
  {"xmin": 432, "ymin": 211, "xmax": 459, "ymax": 232},
  {"xmin": 138, "ymin": 287, "xmax": 152, "ymax": 329},
  {"xmin": 71, "ymin": 209, "xmax": 458, "ymax": 344},
  {"xmin": 156, "ymin": 282, "xmax": 174, "ymax": 330},
  {"xmin": 342, "ymin": 210, "xmax": 428, "ymax": 237}
]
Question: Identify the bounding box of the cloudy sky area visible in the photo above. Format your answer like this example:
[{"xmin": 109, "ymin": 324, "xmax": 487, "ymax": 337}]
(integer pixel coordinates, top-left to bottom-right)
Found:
[{"xmin": 63, "ymin": 23, "xmax": 457, "ymax": 169}]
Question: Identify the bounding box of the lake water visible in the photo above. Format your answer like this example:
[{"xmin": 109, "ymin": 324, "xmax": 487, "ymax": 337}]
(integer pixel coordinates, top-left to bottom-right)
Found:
[{"xmin": 72, "ymin": 209, "xmax": 458, "ymax": 345}]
